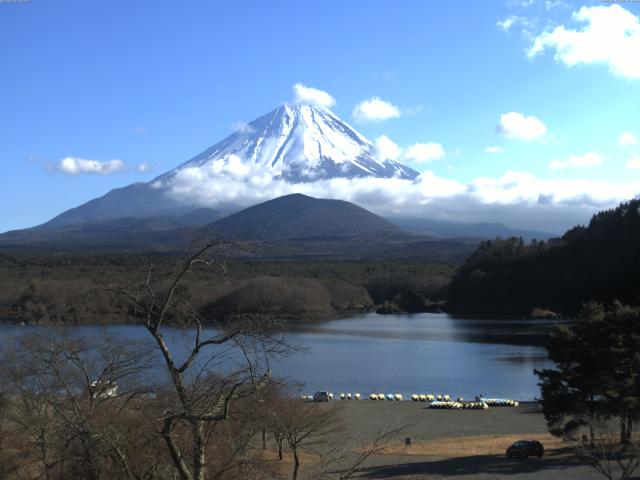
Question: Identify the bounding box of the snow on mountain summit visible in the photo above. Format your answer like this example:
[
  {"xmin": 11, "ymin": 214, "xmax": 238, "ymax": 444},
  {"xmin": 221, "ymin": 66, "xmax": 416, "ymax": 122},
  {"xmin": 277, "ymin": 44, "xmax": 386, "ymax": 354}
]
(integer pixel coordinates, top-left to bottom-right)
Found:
[
  {"xmin": 165, "ymin": 104, "xmax": 418, "ymax": 182},
  {"xmin": 32, "ymin": 104, "xmax": 420, "ymax": 229}
]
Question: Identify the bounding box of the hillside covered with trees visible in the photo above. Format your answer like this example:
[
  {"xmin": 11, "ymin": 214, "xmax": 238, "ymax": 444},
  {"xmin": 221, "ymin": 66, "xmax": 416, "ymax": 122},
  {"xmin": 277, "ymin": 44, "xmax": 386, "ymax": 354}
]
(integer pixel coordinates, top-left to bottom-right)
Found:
[
  {"xmin": 0, "ymin": 254, "xmax": 454, "ymax": 325},
  {"xmin": 448, "ymin": 199, "xmax": 640, "ymax": 315}
]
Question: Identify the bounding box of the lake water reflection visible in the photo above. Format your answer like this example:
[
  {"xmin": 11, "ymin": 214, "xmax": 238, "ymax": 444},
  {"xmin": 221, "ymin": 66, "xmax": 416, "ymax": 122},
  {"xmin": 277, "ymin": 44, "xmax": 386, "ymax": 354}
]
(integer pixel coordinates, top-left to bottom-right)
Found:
[
  {"xmin": 281, "ymin": 313, "xmax": 555, "ymax": 400},
  {"xmin": 0, "ymin": 313, "xmax": 557, "ymax": 400}
]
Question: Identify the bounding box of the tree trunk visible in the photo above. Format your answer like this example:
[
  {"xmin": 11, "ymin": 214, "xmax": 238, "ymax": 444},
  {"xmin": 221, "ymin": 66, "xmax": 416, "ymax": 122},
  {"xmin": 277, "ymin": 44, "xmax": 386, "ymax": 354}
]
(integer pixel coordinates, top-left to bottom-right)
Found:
[
  {"xmin": 588, "ymin": 396, "xmax": 595, "ymax": 449},
  {"xmin": 274, "ymin": 433, "xmax": 283, "ymax": 460},
  {"xmin": 162, "ymin": 418, "xmax": 193, "ymax": 480},
  {"xmin": 621, "ymin": 414, "xmax": 628, "ymax": 445},
  {"xmin": 292, "ymin": 446, "xmax": 300, "ymax": 480},
  {"xmin": 193, "ymin": 421, "xmax": 207, "ymax": 480},
  {"xmin": 38, "ymin": 429, "xmax": 53, "ymax": 480},
  {"xmin": 625, "ymin": 415, "xmax": 633, "ymax": 444},
  {"xmin": 262, "ymin": 427, "xmax": 266, "ymax": 450}
]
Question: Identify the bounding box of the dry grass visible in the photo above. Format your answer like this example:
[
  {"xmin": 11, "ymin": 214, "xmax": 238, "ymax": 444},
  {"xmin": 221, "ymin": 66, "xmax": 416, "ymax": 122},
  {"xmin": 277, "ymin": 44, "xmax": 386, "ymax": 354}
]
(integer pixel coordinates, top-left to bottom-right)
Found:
[
  {"xmin": 252, "ymin": 446, "xmax": 328, "ymax": 477},
  {"xmin": 380, "ymin": 433, "xmax": 565, "ymax": 458},
  {"xmin": 255, "ymin": 434, "xmax": 569, "ymax": 477}
]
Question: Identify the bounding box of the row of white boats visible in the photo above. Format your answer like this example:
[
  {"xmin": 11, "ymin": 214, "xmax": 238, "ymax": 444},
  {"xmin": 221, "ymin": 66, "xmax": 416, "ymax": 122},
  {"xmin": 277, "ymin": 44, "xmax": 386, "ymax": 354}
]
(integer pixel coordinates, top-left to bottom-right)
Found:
[{"xmin": 299, "ymin": 392, "xmax": 520, "ymax": 409}]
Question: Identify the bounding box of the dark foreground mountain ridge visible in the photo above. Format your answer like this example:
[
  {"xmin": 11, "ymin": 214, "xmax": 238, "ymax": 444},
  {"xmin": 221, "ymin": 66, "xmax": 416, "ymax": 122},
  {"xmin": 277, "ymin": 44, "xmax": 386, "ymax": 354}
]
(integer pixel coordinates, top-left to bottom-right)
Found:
[{"xmin": 202, "ymin": 193, "xmax": 402, "ymax": 241}]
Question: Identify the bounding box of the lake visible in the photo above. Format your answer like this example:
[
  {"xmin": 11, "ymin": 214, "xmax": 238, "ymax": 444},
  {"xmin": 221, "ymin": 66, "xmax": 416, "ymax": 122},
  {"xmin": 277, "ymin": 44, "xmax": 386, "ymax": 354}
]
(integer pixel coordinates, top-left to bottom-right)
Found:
[{"xmin": 0, "ymin": 313, "xmax": 557, "ymax": 400}]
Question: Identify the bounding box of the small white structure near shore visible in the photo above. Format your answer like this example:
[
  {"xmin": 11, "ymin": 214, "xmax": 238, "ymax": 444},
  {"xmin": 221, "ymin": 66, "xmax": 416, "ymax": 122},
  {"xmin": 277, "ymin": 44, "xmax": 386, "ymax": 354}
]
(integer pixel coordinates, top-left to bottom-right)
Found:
[{"xmin": 90, "ymin": 380, "xmax": 118, "ymax": 399}]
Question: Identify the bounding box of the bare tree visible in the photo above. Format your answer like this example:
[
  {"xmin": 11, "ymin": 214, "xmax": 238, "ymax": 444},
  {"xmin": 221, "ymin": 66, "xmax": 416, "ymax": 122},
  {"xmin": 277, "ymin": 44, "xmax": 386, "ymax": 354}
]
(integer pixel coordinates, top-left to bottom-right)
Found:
[
  {"xmin": 252, "ymin": 381, "xmax": 296, "ymax": 462},
  {"xmin": 310, "ymin": 425, "xmax": 406, "ymax": 480},
  {"xmin": 0, "ymin": 331, "xmax": 156, "ymax": 479},
  {"xmin": 109, "ymin": 243, "xmax": 292, "ymax": 480},
  {"xmin": 0, "ymin": 390, "xmax": 19, "ymax": 479},
  {"xmin": 574, "ymin": 419, "xmax": 640, "ymax": 480},
  {"xmin": 251, "ymin": 381, "xmax": 405, "ymax": 480},
  {"xmin": 272, "ymin": 400, "xmax": 344, "ymax": 480}
]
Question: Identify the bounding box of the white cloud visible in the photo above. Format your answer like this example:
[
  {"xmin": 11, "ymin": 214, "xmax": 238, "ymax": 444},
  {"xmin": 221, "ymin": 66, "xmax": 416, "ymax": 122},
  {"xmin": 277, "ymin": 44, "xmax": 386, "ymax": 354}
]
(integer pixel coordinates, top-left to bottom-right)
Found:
[
  {"xmin": 484, "ymin": 146, "xmax": 504, "ymax": 154},
  {"xmin": 626, "ymin": 155, "xmax": 640, "ymax": 170},
  {"xmin": 507, "ymin": 0, "xmax": 536, "ymax": 7},
  {"xmin": 549, "ymin": 151, "xmax": 603, "ymax": 170},
  {"xmin": 404, "ymin": 142, "xmax": 445, "ymax": 163},
  {"xmin": 528, "ymin": 5, "xmax": 640, "ymax": 79},
  {"xmin": 221, "ymin": 154, "xmax": 251, "ymax": 177},
  {"xmin": 619, "ymin": 132, "xmax": 638, "ymax": 146},
  {"xmin": 292, "ymin": 83, "xmax": 336, "ymax": 108},
  {"xmin": 53, "ymin": 157, "xmax": 125, "ymax": 175},
  {"xmin": 497, "ymin": 15, "xmax": 529, "ymax": 33},
  {"xmin": 156, "ymin": 159, "xmax": 640, "ymax": 233},
  {"xmin": 352, "ymin": 97, "xmax": 401, "ymax": 122},
  {"xmin": 545, "ymin": 0, "xmax": 568, "ymax": 11},
  {"xmin": 231, "ymin": 121, "xmax": 255, "ymax": 134},
  {"xmin": 138, "ymin": 162, "xmax": 150, "ymax": 173},
  {"xmin": 497, "ymin": 112, "xmax": 547, "ymax": 141},
  {"xmin": 373, "ymin": 135, "xmax": 403, "ymax": 162},
  {"xmin": 373, "ymin": 136, "xmax": 445, "ymax": 164}
]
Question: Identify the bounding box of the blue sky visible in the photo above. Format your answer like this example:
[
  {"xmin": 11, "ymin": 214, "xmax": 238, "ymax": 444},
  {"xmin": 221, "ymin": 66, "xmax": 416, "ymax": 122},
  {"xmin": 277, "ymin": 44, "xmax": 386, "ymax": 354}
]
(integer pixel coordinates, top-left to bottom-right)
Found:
[{"xmin": 1, "ymin": 0, "xmax": 640, "ymax": 232}]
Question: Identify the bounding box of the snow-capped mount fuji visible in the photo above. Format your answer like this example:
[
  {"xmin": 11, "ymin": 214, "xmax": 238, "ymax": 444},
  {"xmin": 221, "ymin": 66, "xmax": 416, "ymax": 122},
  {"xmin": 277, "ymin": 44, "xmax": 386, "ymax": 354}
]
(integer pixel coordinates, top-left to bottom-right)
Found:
[
  {"xmin": 163, "ymin": 103, "xmax": 418, "ymax": 182},
  {"xmin": 27, "ymin": 104, "xmax": 419, "ymax": 230}
]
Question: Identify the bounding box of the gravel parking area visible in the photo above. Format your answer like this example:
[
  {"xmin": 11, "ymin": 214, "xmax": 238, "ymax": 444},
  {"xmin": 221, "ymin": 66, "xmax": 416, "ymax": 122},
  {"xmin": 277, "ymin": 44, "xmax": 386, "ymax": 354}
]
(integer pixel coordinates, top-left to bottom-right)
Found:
[{"xmin": 331, "ymin": 400, "xmax": 606, "ymax": 479}]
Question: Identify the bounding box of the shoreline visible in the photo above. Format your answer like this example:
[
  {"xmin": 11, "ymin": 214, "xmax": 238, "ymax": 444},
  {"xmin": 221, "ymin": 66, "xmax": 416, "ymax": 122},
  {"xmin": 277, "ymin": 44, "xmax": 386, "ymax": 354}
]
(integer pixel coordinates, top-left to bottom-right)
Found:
[{"xmin": 0, "ymin": 309, "xmax": 571, "ymax": 326}]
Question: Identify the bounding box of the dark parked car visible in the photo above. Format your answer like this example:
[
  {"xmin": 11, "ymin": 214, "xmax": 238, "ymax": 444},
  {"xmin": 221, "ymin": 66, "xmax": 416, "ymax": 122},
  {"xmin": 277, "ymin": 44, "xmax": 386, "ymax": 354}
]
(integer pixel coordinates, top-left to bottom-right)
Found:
[
  {"xmin": 506, "ymin": 440, "xmax": 544, "ymax": 458},
  {"xmin": 313, "ymin": 391, "xmax": 330, "ymax": 402}
]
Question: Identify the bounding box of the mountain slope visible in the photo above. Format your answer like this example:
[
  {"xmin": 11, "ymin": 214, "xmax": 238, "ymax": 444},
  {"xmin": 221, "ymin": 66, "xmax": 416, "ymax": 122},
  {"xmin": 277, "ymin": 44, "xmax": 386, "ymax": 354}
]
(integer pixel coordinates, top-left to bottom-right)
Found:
[
  {"xmin": 0, "ymin": 194, "xmax": 480, "ymax": 262},
  {"xmin": 202, "ymin": 193, "xmax": 403, "ymax": 241},
  {"xmin": 389, "ymin": 216, "xmax": 555, "ymax": 240},
  {"xmin": 0, "ymin": 208, "xmax": 223, "ymax": 247},
  {"xmin": 39, "ymin": 182, "xmax": 188, "ymax": 229},
  {"xmin": 23, "ymin": 104, "xmax": 418, "ymax": 231},
  {"xmin": 164, "ymin": 104, "xmax": 418, "ymax": 183}
]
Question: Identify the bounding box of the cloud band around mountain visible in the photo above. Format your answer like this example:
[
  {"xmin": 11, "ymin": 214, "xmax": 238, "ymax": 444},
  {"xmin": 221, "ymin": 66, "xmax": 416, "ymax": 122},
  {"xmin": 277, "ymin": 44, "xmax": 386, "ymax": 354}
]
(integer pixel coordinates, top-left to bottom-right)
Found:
[
  {"xmin": 374, "ymin": 135, "xmax": 445, "ymax": 164},
  {"xmin": 153, "ymin": 158, "xmax": 640, "ymax": 233},
  {"xmin": 549, "ymin": 152, "xmax": 603, "ymax": 170}
]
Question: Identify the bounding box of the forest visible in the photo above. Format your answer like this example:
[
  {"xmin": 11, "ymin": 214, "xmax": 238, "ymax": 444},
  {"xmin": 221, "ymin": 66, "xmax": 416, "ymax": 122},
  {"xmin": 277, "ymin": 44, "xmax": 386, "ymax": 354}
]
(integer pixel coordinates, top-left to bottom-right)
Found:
[
  {"xmin": 0, "ymin": 253, "xmax": 454, "ymax": 325},
  {"xmin": 447, "ymin": 199, "xmax": 640, "ymax": 316}
]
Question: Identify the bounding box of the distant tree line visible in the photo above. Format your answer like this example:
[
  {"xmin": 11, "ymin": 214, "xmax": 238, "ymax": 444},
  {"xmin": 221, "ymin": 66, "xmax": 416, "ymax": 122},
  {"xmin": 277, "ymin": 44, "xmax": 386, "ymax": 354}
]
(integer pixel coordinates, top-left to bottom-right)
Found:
[
  {"xmin": 0, "ymin": 254, "xmax": 455, "ymax": 325},
  {"xmin": 448, "ymin": 199, "xmax": 640, "ymax": 314}
]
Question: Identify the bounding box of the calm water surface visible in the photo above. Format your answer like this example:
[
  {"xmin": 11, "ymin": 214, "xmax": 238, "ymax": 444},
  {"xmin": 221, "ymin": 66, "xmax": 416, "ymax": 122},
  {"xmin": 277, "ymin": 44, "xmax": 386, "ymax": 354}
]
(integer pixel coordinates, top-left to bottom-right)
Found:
[{"xmin": 0, "ymin": 313, "xmax": 557, "ymax": 400}]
